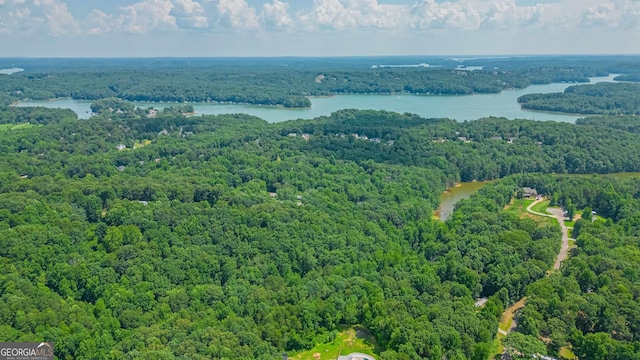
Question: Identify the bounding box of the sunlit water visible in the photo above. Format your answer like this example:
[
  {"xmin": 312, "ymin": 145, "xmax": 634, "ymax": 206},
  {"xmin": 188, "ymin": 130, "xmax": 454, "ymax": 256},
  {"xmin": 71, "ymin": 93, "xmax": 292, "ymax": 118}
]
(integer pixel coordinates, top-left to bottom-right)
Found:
[
  {"xmin": 14, "ymin": 74, "xmax": 618, "ymax": 123},
  {"xmin": 435, "ymin": 181, "xmax": 491, "ymax": 221}
]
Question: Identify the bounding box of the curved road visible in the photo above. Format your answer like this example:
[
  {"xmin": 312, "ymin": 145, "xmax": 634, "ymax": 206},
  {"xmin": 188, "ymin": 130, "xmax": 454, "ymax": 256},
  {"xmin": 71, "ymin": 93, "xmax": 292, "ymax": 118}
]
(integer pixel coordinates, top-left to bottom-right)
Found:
[
  {"xmin": 526, "ymin": 199, "xmax": 572, "ymax": 270},
  {"xmin": 496, "ymin": 199, "xmax": 573, "ymax": 350}
]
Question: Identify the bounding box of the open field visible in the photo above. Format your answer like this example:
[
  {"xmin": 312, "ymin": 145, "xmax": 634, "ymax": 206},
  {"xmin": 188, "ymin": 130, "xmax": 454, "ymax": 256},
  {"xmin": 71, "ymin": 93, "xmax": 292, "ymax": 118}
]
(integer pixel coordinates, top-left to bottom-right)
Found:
[
  {"xmin": 290, "ymin": 327, "xmax": 378, "ymax": 360},
  {"xmin": 530, "ymin": 200, "xmax": 551, "ymax": 215},
  {"xmin": 0, "ymin": 123, "xmax": 37, "ymax": 131},
  {"xmin": 559, "ymin": 346, "xmax": 577, "ymax": 359},
  {"xmin": 134, "ymin": 139, "xmax": 152, "ymax": 149},
  {"xmin": 504, "ymin": 199, "xmax": 555, "ymax": 226}
]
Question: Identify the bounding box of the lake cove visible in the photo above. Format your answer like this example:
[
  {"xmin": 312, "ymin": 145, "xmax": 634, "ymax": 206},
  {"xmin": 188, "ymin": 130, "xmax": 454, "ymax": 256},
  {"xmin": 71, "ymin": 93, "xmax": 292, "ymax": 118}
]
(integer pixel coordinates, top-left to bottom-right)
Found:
[
  {"xmin": 14, "ymin": 74, "xmax": 618, "ymax": 123},
  {"xmin": 0, "ymin": 68, "xmax": 24, "ymax": 75},
  {"xmin": 434, "ymin": 172, "xmax": 640, "ymax": 221},
  {"xmin": 435, "ymin": 181, "xmax": 490, "ymax": 221}
]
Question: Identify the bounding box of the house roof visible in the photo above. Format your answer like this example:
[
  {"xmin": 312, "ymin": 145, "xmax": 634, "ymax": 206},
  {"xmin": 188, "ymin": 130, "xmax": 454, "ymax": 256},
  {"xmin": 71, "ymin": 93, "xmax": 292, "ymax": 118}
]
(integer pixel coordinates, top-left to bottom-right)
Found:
[{"xmin": 337, "ymin": 353, "xmax": 375, "ymax": 360}]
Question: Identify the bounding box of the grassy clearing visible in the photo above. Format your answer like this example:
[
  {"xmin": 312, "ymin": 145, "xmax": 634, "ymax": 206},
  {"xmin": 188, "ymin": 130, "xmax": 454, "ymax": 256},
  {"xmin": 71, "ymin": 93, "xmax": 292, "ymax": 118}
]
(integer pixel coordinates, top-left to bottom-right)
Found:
[
  {"xmin": 0, "ymin": 123, "xmax": 36, "ymax": 131},
  {"xmin": 504, "ymin": 199, "xmax": 534, "ymax": 214},
  {"xmin": 133, "ymin": 139, "xmax": 152, "ymax": 149},
  {"xmin": 505, "ymin": 199, "xmax": 555, "ymax": 226},
  {"xmin": 530, "ymin": 200, "xmax": 551, "ymax": 215},
  {"xmin": 559, "ymin": 346, "xmax": 577, "ymax": 359},
  {"xmin": 498, "ymin": 318, "xmax": 513, "ymax": 333},
  {"xmin": 489, "ymin": 334, "xmax": 505, "ymax": 360},
  {"xmin": 566, "ymin": 213, "xmax": 606, "ymax": 228},
  {"xmin": 290, "ymin": 327, "xmax": 378, "ymax": 360}
]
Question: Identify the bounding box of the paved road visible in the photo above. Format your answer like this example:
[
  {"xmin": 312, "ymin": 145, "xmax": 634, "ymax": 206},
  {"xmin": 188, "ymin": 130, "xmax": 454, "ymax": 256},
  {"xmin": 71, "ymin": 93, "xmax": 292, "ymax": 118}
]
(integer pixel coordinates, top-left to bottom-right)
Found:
[
  {"xmin": 526, "ymin": 199, "xmax": 571, "ymax": 270},
  {"xmin": 547, "ymin": 207, "xmax": 571, "ymax": 270},
  {"xmin": 496, "ymin": 199, "xmax": 573, "ymax": 346}
]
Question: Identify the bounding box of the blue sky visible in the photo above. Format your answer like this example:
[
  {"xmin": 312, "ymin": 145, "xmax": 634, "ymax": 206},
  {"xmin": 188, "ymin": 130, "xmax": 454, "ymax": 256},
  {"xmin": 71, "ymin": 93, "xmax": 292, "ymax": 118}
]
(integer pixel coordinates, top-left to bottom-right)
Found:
[{"xmin": 0, "ymin": 0, "xmax": 638, "ymax": 57}]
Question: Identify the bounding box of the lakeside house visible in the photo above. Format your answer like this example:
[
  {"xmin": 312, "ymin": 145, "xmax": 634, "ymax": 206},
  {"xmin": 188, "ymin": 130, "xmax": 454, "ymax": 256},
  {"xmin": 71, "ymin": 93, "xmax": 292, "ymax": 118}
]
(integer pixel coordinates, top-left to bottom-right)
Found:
[{"xmin": 523, "ymin": 187, "xmax": 541, "ymax": 199}]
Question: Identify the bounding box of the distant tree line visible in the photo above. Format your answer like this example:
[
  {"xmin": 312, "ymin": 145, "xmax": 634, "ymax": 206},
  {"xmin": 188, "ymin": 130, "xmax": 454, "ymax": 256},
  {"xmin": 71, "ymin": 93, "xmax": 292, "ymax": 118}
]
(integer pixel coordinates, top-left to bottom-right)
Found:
[
  {"xmin": 0, "ymin": 64, "xmax": 619, "ymax": 108},
  {"xmin": 518, "ymin": 82, "xmax": 640, "ymax": 115}
]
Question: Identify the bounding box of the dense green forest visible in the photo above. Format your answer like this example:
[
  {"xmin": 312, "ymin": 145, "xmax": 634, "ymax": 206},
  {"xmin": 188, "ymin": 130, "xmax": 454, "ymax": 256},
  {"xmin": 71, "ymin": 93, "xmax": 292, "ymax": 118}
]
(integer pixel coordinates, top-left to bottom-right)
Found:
[
  {"xmin": 1, "ymin": 105, "xmax": 640, "ymax": 359},
  {"xmin": 518, "ymin": 83, "xmax": 640, "ymax": 115},
  {"xmin": 0, "ymin": 58, "xmax": 625, "ymax": 108},
  {"xmin": 506, "ymin": 174, "xmax": 640, "ymax": 359},
  {"xmin": 576, "ymin": 115, "xmax": 640, "ymax": 133},
  {"xmin": 613, "ymin": 74, "xmax": 640, "ymax": 82}
]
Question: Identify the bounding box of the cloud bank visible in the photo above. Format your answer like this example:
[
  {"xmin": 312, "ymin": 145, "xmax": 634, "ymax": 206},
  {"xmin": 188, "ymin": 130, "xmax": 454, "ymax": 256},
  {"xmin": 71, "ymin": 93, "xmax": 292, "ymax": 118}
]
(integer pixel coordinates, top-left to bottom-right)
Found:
[
  {"xmin": 0, "ymin": 0, "xmax": 638, "ymax": 56},
  {"xmin": 1, "ymin": 0, "xmax": 638, "ymax": 36}
]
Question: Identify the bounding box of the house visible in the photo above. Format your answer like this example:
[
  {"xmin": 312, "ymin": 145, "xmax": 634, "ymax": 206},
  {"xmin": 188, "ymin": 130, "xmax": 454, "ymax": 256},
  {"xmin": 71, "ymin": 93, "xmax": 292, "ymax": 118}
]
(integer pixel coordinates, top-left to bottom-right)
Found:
[
  {"xmin": 523, "ymin": 187, "xmax": 538, "ymax": 197},
  {"xmin": 146, "ymin": 109, "xmax": 158, "ymax": 118},
  {"xmin": 337, "ymin": 353, "xmax": 375, "ymax": 360},
  {"xmin": 116, "ymin": 144, "xmax": 127, "ymax": 151},
  {"xmin": 301, "ymin": 133, "xmax": 311, "ymax": 140},
  {"xmin": 507, "ymin": 137, "xmax": 517, "ymax": 144}
]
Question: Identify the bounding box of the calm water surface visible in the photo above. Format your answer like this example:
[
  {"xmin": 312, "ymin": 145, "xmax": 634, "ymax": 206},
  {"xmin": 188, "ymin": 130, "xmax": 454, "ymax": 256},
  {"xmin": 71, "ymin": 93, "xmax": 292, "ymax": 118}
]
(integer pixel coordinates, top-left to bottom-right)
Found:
[
  {"xmin": 14, "ymin": 74, "xmax": 618, "ymax": 123},
  {"xmin": 0, "ymin": 68, "xmax": 24, "ymax": 75},
  {"xmin": 435, "ymin": 182, "xmax": 490, "ymax": 221}
]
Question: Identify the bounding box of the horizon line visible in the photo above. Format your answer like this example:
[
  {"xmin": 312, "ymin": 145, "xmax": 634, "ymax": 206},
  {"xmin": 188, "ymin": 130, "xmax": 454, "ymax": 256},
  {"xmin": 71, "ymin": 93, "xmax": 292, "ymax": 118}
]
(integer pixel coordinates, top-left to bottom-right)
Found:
[{"xmin": 2, "ymin": 53, "xmax": 640, "ymax": 60}]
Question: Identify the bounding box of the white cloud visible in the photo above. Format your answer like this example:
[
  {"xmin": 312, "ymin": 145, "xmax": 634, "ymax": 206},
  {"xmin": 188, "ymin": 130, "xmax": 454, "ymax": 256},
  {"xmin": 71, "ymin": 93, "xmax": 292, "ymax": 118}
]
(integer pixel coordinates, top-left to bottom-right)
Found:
[
  {"xmin": 262, "ymin": 0, "xmax": 292, "ymax": 28},
  {"xmin": 0, "ymin": 0, "xmax": 78, "ymax": 36},
  {"xmin": 171, "ymin": 0, "xmax": 208, "ymax": 29},
  {"xmin": 216, "ymin": 0, "xmax": 259, "ymax": 29},
  {"xmin": 580, "ymin": 0, "xmax": 640, "ymax": 29},
  {"xmin": 1, "ymin": 0, "xmax": 639, "ymax": 48},
  {"xmin": 410, "ymin": 0, "xmax": 482, "ymax": 30},
  {"xmin": 479, "ymin": 0, "xmax": 547, "ymax": 29},
  {"xmin": 84, "ymin": 9, "xmax": 119, "ymax": 35},
  {"xmin": 38, "ymin": 0, "xmax": 77, "ymax": 35},
  {"xmin": 118, "ymin": 0, "xmax": 176, "ymax": 34},
  {"xmin": 298, "ymin": 0, "xmax": 408, "ymax": 30}
]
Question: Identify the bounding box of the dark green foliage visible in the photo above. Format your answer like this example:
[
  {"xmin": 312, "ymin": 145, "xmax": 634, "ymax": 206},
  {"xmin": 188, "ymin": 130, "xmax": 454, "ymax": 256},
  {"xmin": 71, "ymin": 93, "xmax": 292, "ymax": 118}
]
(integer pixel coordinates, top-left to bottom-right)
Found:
[
  {"xmin": 613, "ymin": 73, "xmax": 640, "ymax": 82},
  {"xmin": 1, "ymin": 108, "xmax": 640, "ymax": 359},
  {"xmin": 511, "ymin": 175, "xmax": 640, "ymax": 359},
  {"xmin": 518, "ymin": 83, "xmax": 640, "ymax": 115},
  {"xmin": 0, "ymin": 106, "xmax": 77, "ymax": 124},
  {"xmin": 576, "ymin": 115, "xmax": 640, "ymax": 133},
  {"xmin": 90, "ymin": 98, "xmax": 135, "ymax": 114}
]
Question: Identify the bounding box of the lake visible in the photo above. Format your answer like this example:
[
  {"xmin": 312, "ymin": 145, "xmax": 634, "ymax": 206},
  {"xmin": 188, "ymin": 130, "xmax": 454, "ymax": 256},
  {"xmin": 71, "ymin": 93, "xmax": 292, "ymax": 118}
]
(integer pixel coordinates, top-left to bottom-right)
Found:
[
  {"xmin": 14, "ymin": 74, "xmax": 618, "ymax": 123},
  {"xmin": 0, "ymin": 68, "xmax": 24, "ymax": 75},
  {"xmin": 435, "ymin": 181, "xmax": 490, "ymax": 221}
]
